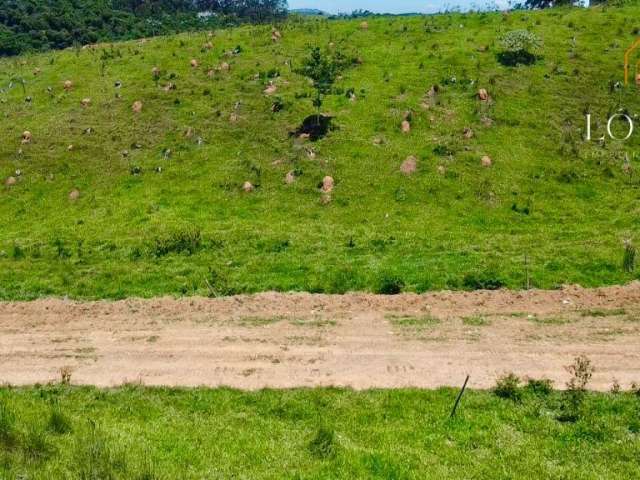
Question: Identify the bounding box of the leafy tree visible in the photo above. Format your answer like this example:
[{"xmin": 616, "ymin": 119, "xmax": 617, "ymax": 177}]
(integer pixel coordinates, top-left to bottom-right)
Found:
[
  {"xmin": 498, "ymin": 30, "xmax": 542, "ymax": 66},
  {"xmin": 296, "ymin": 47, "xmax": 342, "ymax": 124},
  {"xmin": 0, "ymin": 0, "xmax": 289, "ymax": 56}
]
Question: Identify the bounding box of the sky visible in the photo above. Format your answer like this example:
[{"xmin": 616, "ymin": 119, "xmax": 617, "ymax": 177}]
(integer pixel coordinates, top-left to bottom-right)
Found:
[{"xmin": 287, "ymin": 0, "xmax": 509, "ymax": 14}]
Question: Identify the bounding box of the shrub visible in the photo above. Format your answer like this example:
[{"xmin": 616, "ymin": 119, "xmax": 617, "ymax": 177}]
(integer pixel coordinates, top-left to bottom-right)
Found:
[
  {"xmin": 566, "ymin": 355, "xmax": 594, "ymax": 392},
  {"xmin": 498, "ymin": 30, "xmax": 542, "ymax": 66},
  {"xmin": 525, "ymin": 378, "xmax": 554, "ymax": 396},
  {"xmin": 462, "ymin": 271, "xmax": 505, "ymax": 290},
  {"xmin": 494, "ymin": 373, "xmax": 522, "ymax": 401},
  {"xmin": 376, "ymin": 274, "xmax": 404, "ymax": 295},
  {"xmin": 204, "ymin": 267, "xmax": 238, "ymax": 297},
  {"xmin": 558, "ymin": 355, "xmax": 594, "ymax": 422}
]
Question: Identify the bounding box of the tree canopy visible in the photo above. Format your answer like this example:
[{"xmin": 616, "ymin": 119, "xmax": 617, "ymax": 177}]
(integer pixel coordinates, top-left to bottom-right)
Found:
[{"xmin": 0, "ymin": 0, "xmax": 288, "ymax": 56}]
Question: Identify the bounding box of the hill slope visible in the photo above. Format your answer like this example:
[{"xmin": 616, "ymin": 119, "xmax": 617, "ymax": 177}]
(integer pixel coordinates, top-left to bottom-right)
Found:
[{"xmin": 1, "ymin": 5, "xmax": 640, "ymax": 299}]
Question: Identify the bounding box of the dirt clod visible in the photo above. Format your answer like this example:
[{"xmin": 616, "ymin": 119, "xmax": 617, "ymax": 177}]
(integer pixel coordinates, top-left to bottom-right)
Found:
[{"xmin": 401, "ymin": 155, "xmax": 418, "ymax": 175}]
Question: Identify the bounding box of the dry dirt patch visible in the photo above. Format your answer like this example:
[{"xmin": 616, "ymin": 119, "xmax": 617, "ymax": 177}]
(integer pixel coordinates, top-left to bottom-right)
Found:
[{"xmin": 1, "ymin": 283, "xmax": 640, "ymax": 390}]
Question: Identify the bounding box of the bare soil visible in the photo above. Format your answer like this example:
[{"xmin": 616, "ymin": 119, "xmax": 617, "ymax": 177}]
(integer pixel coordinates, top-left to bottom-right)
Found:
[{"xmin": 1, "ymin": 283, "xmax": 640, "ymax": 391}]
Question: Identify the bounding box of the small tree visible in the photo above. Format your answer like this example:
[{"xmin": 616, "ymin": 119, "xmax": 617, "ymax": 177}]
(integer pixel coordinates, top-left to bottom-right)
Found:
[
  {"xmin": 296, "ymin": 47, "xmax": 342, "ymax": 125},
  {"xmin": 498, "ymin": 30, "xmax": 542, "ymax": 66}
]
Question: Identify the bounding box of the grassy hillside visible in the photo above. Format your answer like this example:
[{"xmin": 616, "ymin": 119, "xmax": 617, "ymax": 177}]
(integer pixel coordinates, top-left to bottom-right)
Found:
[
  {"xmin": 1, "ymin": 5, "xmax": 640, "ymax": 299},
  {"xmin": 0, "ymin": 385, "xmax": 639, "ymax": 478}
]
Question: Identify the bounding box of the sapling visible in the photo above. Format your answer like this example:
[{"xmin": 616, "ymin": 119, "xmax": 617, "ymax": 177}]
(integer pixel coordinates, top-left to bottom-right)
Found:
[{"xmin": 296, "ymin": 47, "xmax": 342, "ymax": 125}]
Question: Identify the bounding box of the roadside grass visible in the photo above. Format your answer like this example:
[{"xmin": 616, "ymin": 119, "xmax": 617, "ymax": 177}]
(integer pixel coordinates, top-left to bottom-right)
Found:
[
  {"xmin": 462, "ymin": 314, "xmax": 491, "ymax": 326},
  {"xmin": 386, "ymin": 313, "xmax": 440, "ymax": 328},
  {"xmin": 580, "ymin": 308, "xmax": 627, "ymax": 318},
  {"xmin": 1, "ymin": 5, "xmax": 640, "ymax": 299},
  {"xmin": 528, "ymin": 315, "xmax": 574, "ymax": 325},
  {"xmin": 0, "ymin": 385, "xmax": 638, "ymax": 478}
]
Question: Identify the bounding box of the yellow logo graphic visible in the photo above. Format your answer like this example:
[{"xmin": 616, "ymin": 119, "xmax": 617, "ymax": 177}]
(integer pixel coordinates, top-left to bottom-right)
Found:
[{"xmin": 624, "ymin": 38, "xmax": 640, "ymax": 86}]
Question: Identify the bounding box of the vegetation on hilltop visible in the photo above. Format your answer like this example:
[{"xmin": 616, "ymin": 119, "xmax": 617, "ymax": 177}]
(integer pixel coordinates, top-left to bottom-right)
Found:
[
  {"xmin": 1, "ymin": 5, "xmax": 640, "ymax": 299},
  {"xmin": 0, "ymin": 0, "xmax": 288, "ymax": 56}
]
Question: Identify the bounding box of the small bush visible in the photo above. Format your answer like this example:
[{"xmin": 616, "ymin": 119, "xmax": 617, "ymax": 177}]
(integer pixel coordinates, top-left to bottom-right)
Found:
[
  {"xmin": 152, "ymin": 228, "xmax": 202, "ymax": 257},
  {"xmin": 308, "ymin": 426, "xmax": 337, "ymax": 459},
  {"xmin": 525, "ymin": 378, "xmax": 554, "ymax": 396},
  {"xmin": 462, "ymin": 271, "xmax": 505, "ymax": 290},
  {"xmin": 557, "ymin": 355, "xmax": 595, "ymax": 423},
  {"xmin": 494, "ymin": 373, "xmax": 522, "ymax": 401},
  {"xmin": 376, "ymin": 275, "xmax": 404, "ymax": 295},
  {"xmin": 204, "ymin": 267, "xmax": 239, "ymax": 297},
  {"xmin": 11, "ymin": 244, "xmax": 24, "ymax": 260},
  {"xmin": 566, "ymin": 355, "xmax": 594, "ymax": 392},
  {"xmin": 498, "ymin": 30, "xmax": 542, "ymax": 66}
]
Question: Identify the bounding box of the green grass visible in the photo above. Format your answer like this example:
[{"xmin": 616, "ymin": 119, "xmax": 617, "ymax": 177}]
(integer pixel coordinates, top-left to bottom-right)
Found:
[
  {"xmin": 0, "ymin": 385, "xmax": 638, "ymax": 478},
  {"xmin": 387, "ymin": 313, "xmax": 441, "ymax": 328},
  {"xmin": 462, "ymin": 314, "xmax": 491, "ymax": 326},
  {"xmin": 2, "ymin": 5, "xmax": 640, "ymax": 299}
]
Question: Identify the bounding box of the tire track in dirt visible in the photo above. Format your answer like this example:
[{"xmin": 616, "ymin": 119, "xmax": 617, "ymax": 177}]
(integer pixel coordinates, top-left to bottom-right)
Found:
[{"xmin": 1, "ymin": 283, "xmax": 639, "ymax": 390}]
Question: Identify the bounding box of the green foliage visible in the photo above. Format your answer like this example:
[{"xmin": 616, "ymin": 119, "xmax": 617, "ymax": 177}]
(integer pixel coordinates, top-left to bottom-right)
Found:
[
  {"xmin": 296, "ymin": 47, "xmax": 343, "ymax": 115},
  {"xmin": 494, "ymin": 373, "xmax": 522, "ymax": 401},
  {"xmin": 0, "ymin": 0, "xmax": 288, "ymax": 56},
  {"xmin": 376, "ymin": 274, "xmax": 405, "ymax": 295},
  {"xmin": 525, "ymin": 378, "xmax": 554, "ymax": 396},
  {"xmin": 558, "ymin": 355, "xmax": 595, "ymax": 422},
  {"xmin": 462, "ymin": 271, "xmax": 505, "ymax": 291},
  {"xmin": 498, "ymin": 30, "xmax": 542, "ymax": 65}
]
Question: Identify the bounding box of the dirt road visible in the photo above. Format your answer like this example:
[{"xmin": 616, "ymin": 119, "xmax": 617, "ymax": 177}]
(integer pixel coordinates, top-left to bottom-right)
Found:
[{"xmin": 1, "ymin": 283, "xmax": 640, "ymax": 391}]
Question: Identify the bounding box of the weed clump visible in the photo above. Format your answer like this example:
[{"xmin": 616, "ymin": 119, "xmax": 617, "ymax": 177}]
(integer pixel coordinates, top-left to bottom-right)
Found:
[
  {"xmin": 494, "ymin": 373, "xmax": 522, "ymax": 401},
  {"xmin": 462, "ymin": 271, "xmax": 505, "ymax": 290},
  {"xmin": 376, "ymin": 274, "xmax": 404, "ymax": 295},
  {"xmin": 558, "ymin": 355, "xmax": 594, "ymax": 423},
  {"xmin": 205, "ymin": 267, "xmax": 239, "ymax": 297},
  {"xmin": 525, "ymin": 378, "xmax": 554, "ymax": 396},
  {"xmin": 308, "ymin": 426, "xmax": 337, "ymax": 459},
  {"xmin": 48, "ymin": 406, "xmax": 72, "ymax": 435},
  {"xmin": 152, "ymin": 228, "xmax": 202, "ymax": 257},
  {"xmin": 623, "ymin": 240, "xmax": 636, "ymax": 273}
]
